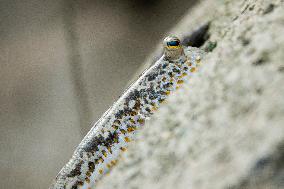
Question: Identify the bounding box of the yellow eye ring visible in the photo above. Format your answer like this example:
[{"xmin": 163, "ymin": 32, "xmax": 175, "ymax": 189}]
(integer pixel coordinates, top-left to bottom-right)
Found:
[{"xmin": 166, "ymin": 45, "xmax": 181, "ymax": 49}]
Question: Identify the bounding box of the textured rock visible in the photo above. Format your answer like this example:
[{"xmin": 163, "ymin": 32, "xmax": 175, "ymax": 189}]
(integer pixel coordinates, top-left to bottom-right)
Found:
[{"xmin": 97, "ymin": 0, "xmax": 284, "ymax": 189}]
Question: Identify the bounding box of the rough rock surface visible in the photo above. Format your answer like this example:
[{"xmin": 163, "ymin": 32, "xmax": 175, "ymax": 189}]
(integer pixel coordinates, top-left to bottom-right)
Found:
[{"xmin": 97, "ymin": 0, "xmax": 284, "ymax": 189}]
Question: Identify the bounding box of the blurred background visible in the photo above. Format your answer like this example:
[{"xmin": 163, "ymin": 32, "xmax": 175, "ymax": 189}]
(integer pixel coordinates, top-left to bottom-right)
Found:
[{"xmin": 0, "ymin": 0, "xmax": 196, "ymax": 188}]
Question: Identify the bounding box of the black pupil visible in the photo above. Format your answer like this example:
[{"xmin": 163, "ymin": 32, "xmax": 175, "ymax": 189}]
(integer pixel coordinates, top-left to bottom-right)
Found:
[{"xmin": 167, "ymin": 41, "xmax": 180, "ymax": 46}]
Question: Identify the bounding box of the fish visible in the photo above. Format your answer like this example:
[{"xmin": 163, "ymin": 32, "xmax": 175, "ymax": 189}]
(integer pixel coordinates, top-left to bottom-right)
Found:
[{"xmin": 50, "ymin": 35, "xmax": 204, "ymax": 189}]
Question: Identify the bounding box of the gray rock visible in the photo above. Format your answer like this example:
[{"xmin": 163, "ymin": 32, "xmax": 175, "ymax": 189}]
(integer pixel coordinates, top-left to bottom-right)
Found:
[{"xmin": 97, "ymin": 0, "xmax": 284, "ymax": 189}]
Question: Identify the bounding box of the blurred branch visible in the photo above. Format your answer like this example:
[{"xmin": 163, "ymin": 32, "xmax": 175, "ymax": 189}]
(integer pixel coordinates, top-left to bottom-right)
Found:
[{"xmin": 62, "ymin": 0, "xmax": 92, "ymax": 134}]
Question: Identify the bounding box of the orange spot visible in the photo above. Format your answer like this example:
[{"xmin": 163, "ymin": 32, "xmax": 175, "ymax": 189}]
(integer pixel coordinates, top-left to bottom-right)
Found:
[
  {"xmin": 106, "ymin": 163, "xmax": 111, "ymax": 169},
  {"xmin": 137, "ymin": 118, "xmax": 145, "ymax": 125},
  {"xmin": 151, "ymin": 106, "xmax": 158, "ymax": 111},
  {"xmin": 127, "ymin": 127, "xmax": 135, "ymax": 132},
  {"xmin": 102, "ymin": 151, "xmax": 107, "ymax": 157},
  {"xmin": 120, "ymin": 129, "xmax": 126, "ymax": 134},
  {"xmin": 159, "ymin": 99, "xmax": 166, "ymax": 104},
  {"xmin": 107, "ymin": 147, "xmax": 112, "ymax": 154},
  {"xmin": 187, "ymin": 62, "xmax": 192, "ymax": 66},
  {"xmin": 114, "ymin": 120, "xmax": 121, "ymax": 125},
  {"xmin": 99, "ymin": 169, "xmax": 103, "ymax": 174},
  {"xmin": 124, "ymin": 137, "xmax": 131, "ymax": 143},
  {"xmin": 112, "ymin": 125, "xmax": 119, "ymax": 130},
  {"xmin": 130, "ymin": 119, "xmax": 135, "ymax": 124},
  {"xmin": 114, "ymin": 138, "xmax": 119, "ymax": 143},
  {"xmin": 133, "ymin": 101, "xmax": 141, "ymax": 110},
  {"xmin": 99, "ymin": 158, "xmax": 104, "ymax": 163},
  {"xmin": 86, "ymin": 177, "xmax": 90, "ymax": 183},
  {"xmin": 120, "ymin": 147, "xmax": 127, "ymax": 152},
  {"xmin": 111, "ymin": 160, "xmax": 117, "ymax": 166},
  {"xmin": 86, "ymin": 171, "xmax": 91, "ymax": 177},
  {"xmin": 177, "ymin": 80, "xmax": 184, "ymax": 84},
  {"xmin": 190, "ymin": 67, "xmax": 196, "ymax": 72}
]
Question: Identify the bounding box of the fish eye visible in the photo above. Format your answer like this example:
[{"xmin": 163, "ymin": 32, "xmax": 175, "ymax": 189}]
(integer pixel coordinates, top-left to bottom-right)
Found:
[{"xmin": 167, "ymin": 40, "xmax": 180, "ymax": 47}]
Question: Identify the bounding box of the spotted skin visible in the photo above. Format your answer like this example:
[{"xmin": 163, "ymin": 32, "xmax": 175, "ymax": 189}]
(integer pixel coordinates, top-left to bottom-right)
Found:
[{"xmin": 50, "ymin": 36, "xmax": 204, "ymax": 189}]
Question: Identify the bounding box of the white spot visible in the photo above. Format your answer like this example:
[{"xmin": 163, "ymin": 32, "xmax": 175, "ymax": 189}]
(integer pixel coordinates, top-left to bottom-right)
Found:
[{"xmin": 128, "ymin": 100, "xmax": 136, "ymax": 108}]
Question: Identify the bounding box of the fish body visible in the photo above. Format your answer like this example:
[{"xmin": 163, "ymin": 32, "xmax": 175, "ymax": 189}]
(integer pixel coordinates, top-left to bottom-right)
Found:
[{"xmin": 50, "ymin": 36, "xmax": 203, "ymax": 189}]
